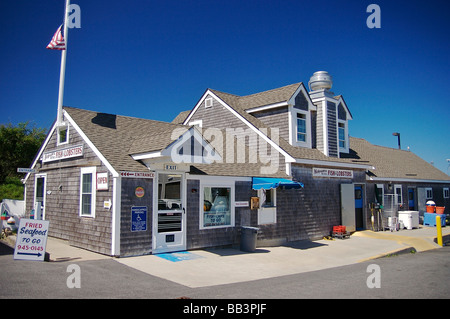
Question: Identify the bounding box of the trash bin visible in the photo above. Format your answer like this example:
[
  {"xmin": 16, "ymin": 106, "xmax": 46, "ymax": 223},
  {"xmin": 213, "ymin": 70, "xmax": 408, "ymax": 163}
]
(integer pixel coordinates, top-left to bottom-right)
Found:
[{"xmin": 240, "ymin": 226, "xmax": 259, "ymax": 252}]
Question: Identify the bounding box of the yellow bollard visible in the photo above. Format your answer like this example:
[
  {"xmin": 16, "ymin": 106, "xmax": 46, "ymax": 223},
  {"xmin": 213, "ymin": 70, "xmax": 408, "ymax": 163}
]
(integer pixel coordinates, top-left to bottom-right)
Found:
[{"xmin": 436, "ymin": 215, "xmax": 443, "ymax": 247}]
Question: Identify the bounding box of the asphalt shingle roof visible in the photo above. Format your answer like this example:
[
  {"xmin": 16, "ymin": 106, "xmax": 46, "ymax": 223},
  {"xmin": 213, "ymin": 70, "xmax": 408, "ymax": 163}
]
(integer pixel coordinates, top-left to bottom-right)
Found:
[
  {"xmin": 65, "ymin": 107, "xmax": 185, "ymax": 173},
  {"xmin": 346, "ymin": 137, "xmax": 450, "ymax": 181}
]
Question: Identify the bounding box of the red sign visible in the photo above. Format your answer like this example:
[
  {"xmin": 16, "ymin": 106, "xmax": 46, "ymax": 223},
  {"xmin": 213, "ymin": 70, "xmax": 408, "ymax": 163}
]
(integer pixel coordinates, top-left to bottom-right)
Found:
[{"xmin": 135, "ymin": 187, "xmax": 145, "ymax": 198}]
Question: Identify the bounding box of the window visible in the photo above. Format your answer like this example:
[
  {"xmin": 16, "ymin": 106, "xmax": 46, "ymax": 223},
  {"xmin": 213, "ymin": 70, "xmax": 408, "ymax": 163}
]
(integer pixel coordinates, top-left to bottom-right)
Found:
[
  {"xmin": 425, "ymin": 187, "xmax": 433, "ymax": 199},
  {"xmin": 296, "ymin": 113, "xmax": 306, "ymax": 142},
  {"xmin": 57, "ymin": 126, "xmax": 69, "ymax": 145},
  {"xmin": 202, "ymin": 186, "xmax": 233, "ymax": 228},
  {"xmin": 338, "ymin": 122, "xmax": 346, "ymax": 148},
  {"xmin": 394, "ymin": 184, "xmax": 402, "ymax": 206},
  {"xmin": 375, "ymin": 184, "xmax": 384, "ymax": 204},
  {"xmin": 80, "ymin": 167, "xmax": 96, "ymax": 217},
  {"xmin": 258, "ymin": 188, "xmax": 277, "ymax": 225},
  {"xmin": 444, "ymin": 188, "xmax": 449, "ymax": 199},
  {"xmin": 260, "ymin": 189, "xmax": 276, "ymax": 207},
  {"xmin": 205, "ymin": 97, "xmax": 213, "ymax": 108}
]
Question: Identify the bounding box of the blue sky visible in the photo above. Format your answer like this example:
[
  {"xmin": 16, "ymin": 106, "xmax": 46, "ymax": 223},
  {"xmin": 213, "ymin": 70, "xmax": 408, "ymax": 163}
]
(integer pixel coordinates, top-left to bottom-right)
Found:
[{"xmin": 1, "ymin": 0, "xmax": 449, "ymax": 174}]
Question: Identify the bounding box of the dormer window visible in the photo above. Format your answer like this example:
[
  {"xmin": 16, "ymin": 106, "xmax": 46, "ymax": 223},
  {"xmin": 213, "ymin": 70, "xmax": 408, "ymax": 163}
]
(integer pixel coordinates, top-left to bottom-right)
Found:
[
  {"xmin": 338, "ymin": 120, "xmax": 349, "ymax": 153},
  {"xmin": 296, "ymin": 113, "xmax": 307, "ymax": 142},
  {"xmin": 338, "ymin": 122, "xmax": 345, "ymax": 148}
]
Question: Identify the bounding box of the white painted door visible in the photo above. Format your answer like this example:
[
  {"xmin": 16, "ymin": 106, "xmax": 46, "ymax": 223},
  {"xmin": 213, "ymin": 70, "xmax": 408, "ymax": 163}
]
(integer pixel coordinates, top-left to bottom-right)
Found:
[
  {"xmin": 153, "ymin": 173, "xmax": 186, "ymax": 253},
  {"xmin": 34, "ymin": 174, "xmax": 47, "ymax": 220}
]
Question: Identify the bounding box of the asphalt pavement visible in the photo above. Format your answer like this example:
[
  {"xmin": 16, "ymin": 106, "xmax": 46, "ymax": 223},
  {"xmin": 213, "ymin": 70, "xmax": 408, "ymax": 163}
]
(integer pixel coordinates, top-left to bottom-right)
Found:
[{"xmin": 4, "ymin": 225, "xmax": 448, "ymax": 289}]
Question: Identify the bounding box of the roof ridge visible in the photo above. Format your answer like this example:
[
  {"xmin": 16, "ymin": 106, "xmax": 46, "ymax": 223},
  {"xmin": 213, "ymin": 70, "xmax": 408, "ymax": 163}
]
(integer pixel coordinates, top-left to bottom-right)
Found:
[
  {"xmin": 240, "ymin": 82, "xmax": 301, "ymax": 99},
  {"xmin": 64, "ymin": 105, "xmax": 183, "ymax": 127}
]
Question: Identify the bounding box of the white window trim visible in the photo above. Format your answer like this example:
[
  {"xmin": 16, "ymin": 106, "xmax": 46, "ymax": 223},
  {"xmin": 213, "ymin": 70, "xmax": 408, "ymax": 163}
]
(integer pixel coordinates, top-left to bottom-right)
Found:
[
  {"xmin": 199, "ymin": 180, "xmax": 235, "ymax": 230},
  {"xmin": 394, "ymin": 184, "xmax": 402, "ymax": 206},
  {"xmin": 425, "ymin": 187, "xmax": 433, "ymax": 200},
  {"xmin": 205, "ymin": 97, "xmax": 213, "ymax": 108},
  {"xmin": 290, "ymin": 107, "xmax": 311, "ymax": 148},
  {"xmin": 79, "ymin": 167, "xmax": 96, "ymax": 218},
  {"xmin": 57, "ymin": 125, "xmax": 69, "ymax": 146},
  {"xmin": 338, "ymin": 120, "xmax": 349, "ymax": 153},
  {"xmin": 444, "ymin": 188, "xmax": 449, "ymax": 199}
]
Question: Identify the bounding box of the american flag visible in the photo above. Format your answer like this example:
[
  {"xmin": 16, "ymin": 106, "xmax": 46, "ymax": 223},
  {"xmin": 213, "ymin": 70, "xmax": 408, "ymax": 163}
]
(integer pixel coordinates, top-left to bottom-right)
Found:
[{"xmin": 46, "ymin": 25, "xmax": 65, "ymax": 50}]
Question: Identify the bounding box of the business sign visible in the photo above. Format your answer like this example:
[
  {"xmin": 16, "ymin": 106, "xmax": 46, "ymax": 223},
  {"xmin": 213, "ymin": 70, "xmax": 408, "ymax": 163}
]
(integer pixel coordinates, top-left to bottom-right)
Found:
[
  {"xmin": 96, "ymin": 172, "xmax": 109, "ymax": 190},
  {"xmin": 17, "ymin": 168, "xmax": 37, "ymax": 173},
  {"xmin": 120, "ymin": 171, "xmax": 155, "ymax": 179},
  {"xmin": 131, "ymin": 206, "xmax": 147, "ymax": 231},
  {"xmin": 235, "ymin": 201, "xmax": 249, "ymax": 207},
  {"xmin": 14, "ymin": 219, "xmax": 49, "ymax": 261},
  {"xmin": 42, "ymin": 145, "xmax": 83, "ymax": 163},
  {"xmin": 135, "ymin": 187, "xmax": 145, "ymax": 198},
  {"xmin": 313, "ymin": 167, "xmax": 353, "ymax": 179}
]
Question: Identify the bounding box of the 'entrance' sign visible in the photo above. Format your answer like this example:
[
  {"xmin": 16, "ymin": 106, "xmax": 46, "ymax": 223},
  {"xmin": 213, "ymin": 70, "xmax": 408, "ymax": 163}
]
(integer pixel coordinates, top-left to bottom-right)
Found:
[{"xmin": 14, "ymin": 219, "xmax": 50, "ymax": 261}]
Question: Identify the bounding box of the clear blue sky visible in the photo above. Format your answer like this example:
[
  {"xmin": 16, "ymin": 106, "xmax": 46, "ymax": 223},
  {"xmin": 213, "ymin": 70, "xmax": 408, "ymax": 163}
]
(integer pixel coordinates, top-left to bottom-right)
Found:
[{"xmin": 1, "ymin": 0, "xmax": 449, "ymax": 174}]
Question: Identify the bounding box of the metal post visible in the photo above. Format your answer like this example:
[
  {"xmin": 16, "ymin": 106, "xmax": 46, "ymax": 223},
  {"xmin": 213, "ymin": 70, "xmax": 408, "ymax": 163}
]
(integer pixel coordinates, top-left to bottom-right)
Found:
[
  {"xmin": 56, "ymin": 0, "xmax": 70, "ymax": 126},
  {"xmin": 436, "ymin": 215, "xmax": 443, "ymax": 247}
]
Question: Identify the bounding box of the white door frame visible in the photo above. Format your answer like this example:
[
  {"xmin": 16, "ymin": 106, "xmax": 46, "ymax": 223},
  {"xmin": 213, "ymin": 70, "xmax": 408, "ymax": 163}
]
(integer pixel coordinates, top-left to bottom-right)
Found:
[
  {"xmin": 34, "ymin": 173, "xmax": 47, "ymax": 220},
  {"xmin": 152, "ymin": 171, "xmax": 187, "ymax": 253}
]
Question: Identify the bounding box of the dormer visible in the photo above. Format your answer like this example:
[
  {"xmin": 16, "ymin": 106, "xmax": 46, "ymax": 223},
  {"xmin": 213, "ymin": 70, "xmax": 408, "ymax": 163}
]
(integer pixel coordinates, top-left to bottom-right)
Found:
[
  {"xmin": 287, "ymin": 84, "xmax": 316, "ymax": 149},
  {"xmin": 308, "ymin": 71, "xmax": 352, "ymax": 157}
]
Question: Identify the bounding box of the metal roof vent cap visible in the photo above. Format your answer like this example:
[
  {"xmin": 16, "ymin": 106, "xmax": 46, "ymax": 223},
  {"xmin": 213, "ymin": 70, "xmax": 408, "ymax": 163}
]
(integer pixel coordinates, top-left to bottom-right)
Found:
[{"xmin": 309, "ymin": 71, "xmax": 333, "ymax": 91}]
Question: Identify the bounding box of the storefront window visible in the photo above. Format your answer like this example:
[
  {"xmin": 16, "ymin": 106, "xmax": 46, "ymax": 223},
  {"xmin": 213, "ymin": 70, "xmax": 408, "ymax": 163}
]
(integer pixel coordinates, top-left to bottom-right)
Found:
[{"xmin": 203, "ymin": 187, "xmax": 231, "ymax": 227}]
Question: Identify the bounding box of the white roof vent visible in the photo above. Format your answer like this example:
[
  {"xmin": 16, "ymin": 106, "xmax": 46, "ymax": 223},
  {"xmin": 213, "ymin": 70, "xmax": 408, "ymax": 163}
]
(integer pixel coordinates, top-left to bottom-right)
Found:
[{"xmin": 308, "ymin": 71, "xmax": 333, "ymax": 91}]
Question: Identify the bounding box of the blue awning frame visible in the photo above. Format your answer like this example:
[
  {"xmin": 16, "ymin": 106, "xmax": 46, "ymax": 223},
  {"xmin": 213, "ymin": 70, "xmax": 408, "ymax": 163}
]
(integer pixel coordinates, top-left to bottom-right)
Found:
[{"xmin": 252, "ymin": 177, "xmax": 304, "ymax": 190}]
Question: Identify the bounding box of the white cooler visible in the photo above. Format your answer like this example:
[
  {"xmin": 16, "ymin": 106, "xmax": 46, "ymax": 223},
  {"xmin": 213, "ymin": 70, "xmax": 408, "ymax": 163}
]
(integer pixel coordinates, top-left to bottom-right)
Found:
[{"xmin": 398, "ymin": 211, "xmax": 419, "ymax": 230}]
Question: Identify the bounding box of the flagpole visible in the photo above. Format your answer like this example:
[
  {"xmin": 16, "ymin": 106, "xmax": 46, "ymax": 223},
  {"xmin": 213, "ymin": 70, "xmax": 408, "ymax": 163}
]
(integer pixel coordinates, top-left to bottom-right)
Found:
[{"xmin": 56, "ymin": 0, "xmax": 70, "ymax": 126}]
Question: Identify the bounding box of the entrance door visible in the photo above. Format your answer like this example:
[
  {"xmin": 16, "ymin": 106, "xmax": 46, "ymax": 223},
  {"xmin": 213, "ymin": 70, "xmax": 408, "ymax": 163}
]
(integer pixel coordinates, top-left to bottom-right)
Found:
[
  {"xmin": 354, "ymin": 185, "xmax": 364, "ymax": 230},
  {"xmin": 153, "ymin": 173, "xmax": 186, "ymax": 253},
  {"xmin": 408, "ymin": 188, "xmax": 415, "ymax": 210},
  {"xmin": 34, "ymin": 174, "xmax": 47, "ymax": 220},
  {"xmin": 340, "ymin": 184, "xmax": 356, "ymax": 232}
]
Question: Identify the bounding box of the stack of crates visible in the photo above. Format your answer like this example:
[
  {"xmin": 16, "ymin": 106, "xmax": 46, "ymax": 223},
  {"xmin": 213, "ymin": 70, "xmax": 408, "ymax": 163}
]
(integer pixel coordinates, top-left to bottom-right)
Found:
[{"xmin": 332, "ymin": 225, "xmax": 349, "ymax": 239}]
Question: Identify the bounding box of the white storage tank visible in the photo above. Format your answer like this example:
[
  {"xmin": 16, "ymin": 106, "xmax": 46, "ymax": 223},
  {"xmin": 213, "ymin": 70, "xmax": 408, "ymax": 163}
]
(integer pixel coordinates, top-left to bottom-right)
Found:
[{"xmin": 398, "ymin": 211, "xmax": 419, "ymax": 230}]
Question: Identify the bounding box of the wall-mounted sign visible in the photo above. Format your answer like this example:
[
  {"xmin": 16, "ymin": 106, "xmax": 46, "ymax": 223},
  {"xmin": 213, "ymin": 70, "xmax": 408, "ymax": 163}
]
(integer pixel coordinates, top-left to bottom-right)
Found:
[
  {"xmin": 135, "ymin": 187, "xmax": 145, "ymax": 198},
  {"xmin": 96, "ymin": 172, "xmax": 109, "ymax": 190},
  {"xmin": 164, "ymin": 164, "xmax": 177, "ymax": 171},
  {"xmin": 120, "ymin": 171, "xmax": 155, "ymax": 178},
  {"xmin": 42, "ymin": 145, "xmax": 83, "ymax": 163},
  {"xmin": 14, "ymin": 219, "xmax": 49, "ymax": 261},
  {"xmin": 17, "ymin": 168, "xmax": 37, "ymax": 173},
  {"xmin": 131, "ymin": 206, "xmax": 147, "ymax": 232},
  {"xmin": 312, "ymin": 167, "xmax": 353, "ymax": 179},
  {"xmin": 235, "ymin": 201, "xmax": 249, "ymax": 207},
  {"xmin": 250, "ymin": 197, "xmax": 260, "ymax": 210}
]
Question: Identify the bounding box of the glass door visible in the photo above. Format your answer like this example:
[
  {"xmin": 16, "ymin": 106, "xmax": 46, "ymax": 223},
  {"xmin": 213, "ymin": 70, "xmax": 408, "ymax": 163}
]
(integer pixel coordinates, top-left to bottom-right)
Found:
[
  {"xmin": 34, "ymin": 174, "xmax": 46, "ymax": 220},
  {"xmin": 153, "ymin": 173, "xmax": 186, "ymax": 253}
]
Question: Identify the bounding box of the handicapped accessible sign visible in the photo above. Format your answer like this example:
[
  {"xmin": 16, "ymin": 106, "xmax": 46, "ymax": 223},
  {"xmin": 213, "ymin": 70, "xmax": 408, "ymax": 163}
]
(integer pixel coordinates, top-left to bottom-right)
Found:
[{"xmin": 14, "ymin": 219, "xmax": 50, "ymax": 261}]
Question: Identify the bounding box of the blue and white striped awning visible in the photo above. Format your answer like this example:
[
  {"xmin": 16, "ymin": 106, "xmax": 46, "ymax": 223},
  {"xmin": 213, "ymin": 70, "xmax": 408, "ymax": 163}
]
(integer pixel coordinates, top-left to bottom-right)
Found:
[{"xmin": 252, "ymin": 177, "xmax": 304, "ymax": 190}]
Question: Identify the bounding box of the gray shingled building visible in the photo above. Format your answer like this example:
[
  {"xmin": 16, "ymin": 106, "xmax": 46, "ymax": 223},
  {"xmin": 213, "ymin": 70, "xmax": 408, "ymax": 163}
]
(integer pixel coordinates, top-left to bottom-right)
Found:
[{"xmin": 23, "ymin": 72, "xmax": 449, "ymax": 256}]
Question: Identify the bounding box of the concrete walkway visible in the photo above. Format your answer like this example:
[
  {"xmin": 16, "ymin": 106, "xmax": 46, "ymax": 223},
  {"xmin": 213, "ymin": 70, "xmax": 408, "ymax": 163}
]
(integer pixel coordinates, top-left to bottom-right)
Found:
[
  {"xmin": 4, "ymin": 225, "xmax": 449, "ymax": 288},
  {"xmin": 115, "ymin": 226, "xmax": 450, "ymax": 288}
]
